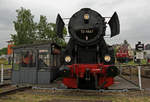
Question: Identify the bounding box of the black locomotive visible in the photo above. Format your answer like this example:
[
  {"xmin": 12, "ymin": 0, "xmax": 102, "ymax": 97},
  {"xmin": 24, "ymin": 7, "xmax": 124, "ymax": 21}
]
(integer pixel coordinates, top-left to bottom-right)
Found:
[{"xmin": 56, "ymin": 8, "xmax": 120, "ymax": 89}]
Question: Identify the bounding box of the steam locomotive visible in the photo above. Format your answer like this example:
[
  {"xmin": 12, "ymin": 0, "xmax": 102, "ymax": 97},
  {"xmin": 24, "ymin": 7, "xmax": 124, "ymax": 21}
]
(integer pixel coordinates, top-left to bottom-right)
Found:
[{"xmin": 56, "ymin": 8, "xmax": 120, "ymax": 89}]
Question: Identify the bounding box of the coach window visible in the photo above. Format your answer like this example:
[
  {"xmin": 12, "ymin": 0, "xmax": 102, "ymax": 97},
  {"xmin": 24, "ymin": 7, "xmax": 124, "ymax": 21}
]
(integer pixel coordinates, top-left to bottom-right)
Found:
[
  {"xmin": 13, "ymin": 52, "xmax": 21, "ymax": 70},
  {"xmin": 21, "ymin": 50, "xmax": 36, "ymax": 67},
  {"xmin": 38, "ymin": 49, "xmax": 50, "ymax": 68}
]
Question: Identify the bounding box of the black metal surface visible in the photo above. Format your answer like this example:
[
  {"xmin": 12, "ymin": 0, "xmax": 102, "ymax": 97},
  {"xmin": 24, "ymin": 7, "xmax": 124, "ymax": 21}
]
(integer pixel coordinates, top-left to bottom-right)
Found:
[
  {"xmin": 0, "ymin": 83, "xmax": 11, "ymax": 88},
  {"xmin": 108, "ymin": 12, "xmax": 120, "ymax": 37},
  {"xmin": 68, "ymin": 8, "xmax": 105, "ymax": 45},
  {"xmin": 56, "ymin": 14, "xmax": 65, "ymax": 38},
  {"xmin": 61, "ymin": 8, "xmax": 118, "ymax": 65},
  {"xmin": 106, "ymin": 66, "xmax": 120, "ymax": 77}
]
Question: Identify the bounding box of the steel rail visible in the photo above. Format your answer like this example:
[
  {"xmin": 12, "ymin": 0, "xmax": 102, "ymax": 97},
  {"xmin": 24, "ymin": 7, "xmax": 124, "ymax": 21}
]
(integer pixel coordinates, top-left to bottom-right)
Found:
[
  {"xmin": 0, "ymin": 83, "xmax": 11, "ymax": 88},
  {"xmin": 32, "ymin": 86, "xmax": 142, "ymax": 93},
  {"xmin": 0, "ymin": 86, "xmax": 32, "ymax": 97}
]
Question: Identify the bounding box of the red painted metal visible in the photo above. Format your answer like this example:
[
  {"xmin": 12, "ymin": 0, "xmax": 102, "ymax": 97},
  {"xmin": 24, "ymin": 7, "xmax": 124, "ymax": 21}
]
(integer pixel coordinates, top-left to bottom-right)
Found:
[
  {"xmin": 148, "ymin": 59, "xmax": 150, "ymax": 63},
  {"xmin": 62, "ymin": 64, "xmax": 114, "ymax": 88},
  {"xmin": 63, "ymin": 78, "xmax": 77, "ymax": 88},
  {"xmin": 98, "ymin": 77, "xmax": 113, "ymax": 88},
  {"xmin": 116, "ymin": 52, "xmax": 128, "ymax": 58}
]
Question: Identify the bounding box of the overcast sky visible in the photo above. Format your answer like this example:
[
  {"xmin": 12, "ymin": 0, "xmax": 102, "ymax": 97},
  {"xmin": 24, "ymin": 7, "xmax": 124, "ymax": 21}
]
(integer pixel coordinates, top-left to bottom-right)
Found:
[{"xmin": 0, "ymin": 0, "xmax": 150, "ymax": 48}]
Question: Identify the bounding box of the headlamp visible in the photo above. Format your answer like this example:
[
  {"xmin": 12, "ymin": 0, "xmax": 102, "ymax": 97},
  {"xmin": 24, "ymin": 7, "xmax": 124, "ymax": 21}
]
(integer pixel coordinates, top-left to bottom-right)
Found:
[
  {"xmin": 84, "ymin": 14, "xmax": 89, "ymax": 20},
  {"xmin": 104, "ymin": 55, "xmax": 111, "ymax": 62},
  {"xmin": 65, "ymin": 56, "xmax": 71, "ymax": 63}
]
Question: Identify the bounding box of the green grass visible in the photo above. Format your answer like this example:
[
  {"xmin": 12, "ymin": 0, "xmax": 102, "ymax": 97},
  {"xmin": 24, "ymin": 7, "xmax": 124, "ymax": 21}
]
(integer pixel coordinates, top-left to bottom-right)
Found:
[
  {"xmin": 116, "ymin": 59, "xmax": 147, "ymax": 66},
  {"xmin": 0, "ymin": 58, "xmax": 12, "ymax": 69},
  {"xmin": 0, "ymin": 91, "xmax": 150, "ymax": 102}
]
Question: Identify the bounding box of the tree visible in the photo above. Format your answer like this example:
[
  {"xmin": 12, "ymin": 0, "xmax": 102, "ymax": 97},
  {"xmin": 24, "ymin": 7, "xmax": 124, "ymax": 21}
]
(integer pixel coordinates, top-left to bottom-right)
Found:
[
  {"xmin": 0, "ymin": 47, "xmax": 7, "ymax": 56},
  {"xmin": 11, "ymin": 7, "xmax": 36, "ymax": 45},
  {"xmin": 36, "ymin": 16, "xmax": 67, "ymax": 46},
  {"xmin": 48, "ymin": 23, "xmax": 67, "ymax": 46},
  {"xmin": 37, "ymin": 15, "xmax": 48, "ymax": 40},
  {"xmin": 11, "ymin": 7, "xmax": 67, "ymax": 46}
]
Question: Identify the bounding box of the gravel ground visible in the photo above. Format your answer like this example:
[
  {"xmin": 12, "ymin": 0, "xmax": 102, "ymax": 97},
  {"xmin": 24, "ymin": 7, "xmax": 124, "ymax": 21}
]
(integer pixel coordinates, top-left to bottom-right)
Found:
[{"xmin": 0, "ymin": 89, "xmax": 150, "ymax": 102}]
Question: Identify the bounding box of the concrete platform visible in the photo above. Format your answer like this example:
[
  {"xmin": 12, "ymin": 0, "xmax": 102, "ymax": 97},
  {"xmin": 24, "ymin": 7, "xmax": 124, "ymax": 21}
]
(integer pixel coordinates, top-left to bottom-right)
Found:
[
  {"xmin": 109, "ymin": 76, "xmax": 139, "ymax": 89},
  {"xmin": 32, "ymin": 76, "xmax": 140, "ymax": 90}
]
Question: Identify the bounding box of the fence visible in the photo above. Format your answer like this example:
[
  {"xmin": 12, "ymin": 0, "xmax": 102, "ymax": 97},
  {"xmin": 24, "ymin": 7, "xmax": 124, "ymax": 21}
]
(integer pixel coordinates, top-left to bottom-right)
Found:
[
  {"xmin": 1, "ymin": 64, "xmax": 3, "ymax": 84},
  {"xmin": 0, "ymin": 64, "xmax": 11, "ymax": 84},
  {"xmin": 118, "ymin": 64, "xmax": 150, "ymax": 90}
]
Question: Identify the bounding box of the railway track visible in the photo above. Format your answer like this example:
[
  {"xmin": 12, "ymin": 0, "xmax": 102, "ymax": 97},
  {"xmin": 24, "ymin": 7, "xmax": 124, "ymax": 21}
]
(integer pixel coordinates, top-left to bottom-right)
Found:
[
  {"xmin": 0, "ymin": 83, "xmax": 11, "ymax": 88},
  {"xmin": 32, "ymin": 86, "xmax": 130, "ymax": 94},
  {"xmin": 0, "ymin": 84, "xmax": 32, "ymax": 97},
  {"xmin": 122, "ymin": 72, "xmax": 150, "ymax": 79}
]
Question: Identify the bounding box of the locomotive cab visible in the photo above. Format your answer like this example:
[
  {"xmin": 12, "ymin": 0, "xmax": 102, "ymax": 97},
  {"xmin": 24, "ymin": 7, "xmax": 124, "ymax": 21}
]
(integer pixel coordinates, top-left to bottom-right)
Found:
[{"xmin": 56, "ymin": 8, "xmax": 120, "ymax": 89}]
